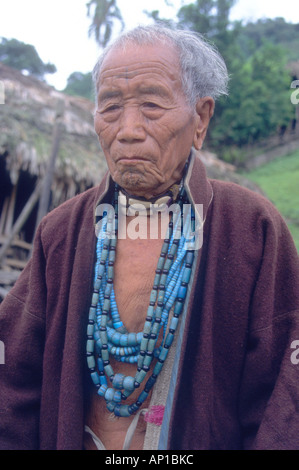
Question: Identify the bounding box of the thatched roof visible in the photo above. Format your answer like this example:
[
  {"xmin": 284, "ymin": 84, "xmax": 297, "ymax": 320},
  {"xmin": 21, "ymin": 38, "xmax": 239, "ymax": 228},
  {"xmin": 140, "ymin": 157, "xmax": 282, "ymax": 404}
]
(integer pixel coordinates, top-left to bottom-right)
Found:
[{"xmin": 0, "ymin": 63, "xmax": 107, "ymax": 205}]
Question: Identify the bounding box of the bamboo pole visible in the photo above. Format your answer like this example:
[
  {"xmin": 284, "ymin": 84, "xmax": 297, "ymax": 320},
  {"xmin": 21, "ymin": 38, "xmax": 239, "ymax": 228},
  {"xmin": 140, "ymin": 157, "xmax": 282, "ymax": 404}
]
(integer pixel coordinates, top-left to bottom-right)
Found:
[
  {"xmin": 35, "ymin": 99, "xmax": 65, "ymax": 229},
  {"xmin": 0, "ymin": 181, "xmax": 42, "ymax": 266}
]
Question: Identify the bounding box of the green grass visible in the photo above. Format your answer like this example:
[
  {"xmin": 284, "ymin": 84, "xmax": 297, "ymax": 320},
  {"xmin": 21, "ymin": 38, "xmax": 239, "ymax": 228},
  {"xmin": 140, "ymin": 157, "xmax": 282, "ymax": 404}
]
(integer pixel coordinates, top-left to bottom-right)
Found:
[{"xmin": 241, "ymin": 149, "xmax": 299, "ymax": 251}]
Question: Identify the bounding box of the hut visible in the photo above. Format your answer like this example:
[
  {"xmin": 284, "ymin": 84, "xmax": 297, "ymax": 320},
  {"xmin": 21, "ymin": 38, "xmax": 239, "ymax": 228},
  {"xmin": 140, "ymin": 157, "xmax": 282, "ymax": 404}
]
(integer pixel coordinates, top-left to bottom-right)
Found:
[{"xmin": 0, "ymin": 63, "xmax": 107, "ymax": 299}]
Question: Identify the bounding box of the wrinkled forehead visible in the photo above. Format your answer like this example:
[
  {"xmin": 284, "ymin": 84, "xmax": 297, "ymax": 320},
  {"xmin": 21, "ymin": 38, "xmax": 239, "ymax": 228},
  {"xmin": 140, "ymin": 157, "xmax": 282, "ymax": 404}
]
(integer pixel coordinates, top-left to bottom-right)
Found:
[{"xmin": 97, "ymin": 40, "xmax": 181, "ymax": 86}]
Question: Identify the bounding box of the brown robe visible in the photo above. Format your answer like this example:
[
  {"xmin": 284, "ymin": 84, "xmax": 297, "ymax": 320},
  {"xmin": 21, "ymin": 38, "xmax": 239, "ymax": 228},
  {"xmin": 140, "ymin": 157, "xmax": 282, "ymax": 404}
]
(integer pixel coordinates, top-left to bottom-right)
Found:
[{"xmin": 0, "ymin": 154, "xmax": 298, "ymax": 450}]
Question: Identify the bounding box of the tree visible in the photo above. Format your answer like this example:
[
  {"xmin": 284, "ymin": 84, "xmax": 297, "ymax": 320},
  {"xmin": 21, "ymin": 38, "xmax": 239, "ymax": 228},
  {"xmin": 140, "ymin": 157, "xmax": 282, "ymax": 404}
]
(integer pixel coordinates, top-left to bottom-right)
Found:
[
  {"xmin": 152, "ymin": 1, "xmax": 294, "ymax": 162},
  {"xmin": 86, "ymin": 0, "xmax": 124, "ymax": 47},
  {"xmin": 209, "ymin": 42, "xmax": 294, "ymax": 153},
  {"xmin": 63, "ymin": 71, "xmax": 94, "ymax": 101},
  {"xmin": 0, "ymin": 37, "xmax": 56, "ymax": 79}
]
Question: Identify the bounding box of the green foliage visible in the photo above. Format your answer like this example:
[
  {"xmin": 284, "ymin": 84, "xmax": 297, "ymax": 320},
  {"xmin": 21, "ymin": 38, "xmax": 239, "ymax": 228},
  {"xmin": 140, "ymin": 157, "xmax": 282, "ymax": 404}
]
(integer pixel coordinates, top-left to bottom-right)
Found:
[
  {"xmin": 86, "ymin": 0, "xmax": 124, "ymax": 47},
  {"xmin": 237, "ymin": 18, "xmax": 299, "ymax": 62},
  {"xmin": 209, "ymin": 42, "xmax": 294, "ymax": 150},
  {"xmin": 153, "ymin": 1, "xmax": 295, "ymax": 160},
  {"xmin": 177, "ymin": 0, "xmax": 236, "ymax": 49},
  {"xmin": 63, "ymin": 71, "xmax": 94, "ymax": 101},
  {"xmin": 0, "ymin": 37, "xmax": 56, "ymax": 78},
  {"xmin": 244, "ymin": 149, "xmax": 299, "ymax": 251}
]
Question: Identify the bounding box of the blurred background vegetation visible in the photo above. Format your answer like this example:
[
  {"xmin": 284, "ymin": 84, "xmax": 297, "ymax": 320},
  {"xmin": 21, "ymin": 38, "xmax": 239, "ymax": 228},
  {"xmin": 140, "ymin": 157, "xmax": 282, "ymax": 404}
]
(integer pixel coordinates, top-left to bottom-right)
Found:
[{"xmin": 1, "ymin": 0, "xmax": 298, "ymax": 249}]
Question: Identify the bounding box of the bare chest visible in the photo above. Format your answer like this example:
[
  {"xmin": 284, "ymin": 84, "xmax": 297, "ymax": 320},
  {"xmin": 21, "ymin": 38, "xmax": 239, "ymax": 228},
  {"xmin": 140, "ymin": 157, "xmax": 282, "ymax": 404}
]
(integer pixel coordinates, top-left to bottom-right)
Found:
[
  {"xmin": 113, "ymin": 237, "xmax": 164, "ymax": 330},
  {"xmin": 85, "ymin": 236, "xmax": 165, "ymax": 450}
]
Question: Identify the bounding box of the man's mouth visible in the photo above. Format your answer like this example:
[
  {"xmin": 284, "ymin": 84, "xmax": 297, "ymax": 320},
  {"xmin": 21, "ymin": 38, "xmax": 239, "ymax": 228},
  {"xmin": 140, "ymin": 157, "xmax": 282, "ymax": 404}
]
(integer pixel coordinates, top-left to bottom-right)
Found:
[{"xmin": 116, "ymin": 156, "xmax": 150, "ymax": 163}]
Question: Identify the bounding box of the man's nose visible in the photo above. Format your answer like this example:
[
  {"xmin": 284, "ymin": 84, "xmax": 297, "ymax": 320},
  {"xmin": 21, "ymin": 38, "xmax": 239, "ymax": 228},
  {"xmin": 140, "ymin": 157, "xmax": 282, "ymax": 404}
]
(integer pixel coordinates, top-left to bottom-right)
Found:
[{"xmin": 116, "ymin": 106, "xmax": 146, "ymax": 142}]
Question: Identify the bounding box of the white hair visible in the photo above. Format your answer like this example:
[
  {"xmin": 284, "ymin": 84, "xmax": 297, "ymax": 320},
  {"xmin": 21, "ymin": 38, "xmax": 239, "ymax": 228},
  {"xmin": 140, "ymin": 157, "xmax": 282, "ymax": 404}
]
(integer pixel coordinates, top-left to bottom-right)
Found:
[{"xmin": 92, "ymin": 24, "xmax": 229, "ymax": 105}]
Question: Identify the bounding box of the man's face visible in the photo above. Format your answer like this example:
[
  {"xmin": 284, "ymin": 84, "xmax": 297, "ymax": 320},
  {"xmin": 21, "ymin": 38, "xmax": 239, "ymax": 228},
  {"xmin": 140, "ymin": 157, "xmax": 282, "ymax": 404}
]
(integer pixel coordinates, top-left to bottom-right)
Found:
[{"xmin": 94, "ymin": 42, "xmax": 211, "ymax": 198}]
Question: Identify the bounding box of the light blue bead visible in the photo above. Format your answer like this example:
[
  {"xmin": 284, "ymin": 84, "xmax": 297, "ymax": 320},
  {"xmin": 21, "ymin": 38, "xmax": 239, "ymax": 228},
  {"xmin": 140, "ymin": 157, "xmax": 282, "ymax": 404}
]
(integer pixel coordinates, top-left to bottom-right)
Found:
[
  {"xmin": 106, "ymin": 402, "xmax": 115, "ymax": 413},
  {"xmin": 123, "ymin": 376, "xmax": 135, "ymax": 391},
  {"xmin": 87, "ymin": 356, "xmax": 96, "ymax": 369},
  {"xmin": 140, "ymin": 337, "xmax": 148, "ymax": 352},
  {"xmin": 105, "ymin": 388, "xmax": 115, "ymax": 402},
  {"xmin": 182, "ymin": 267, "xmax": 192, "ymax": 283},
  {"xmin": 153, "ymin": 361, "xmax": 163, "ymax": 376},
  {"xmin": 147, "ymin": 306, "xmax": 155, "ymax": 318},
  {"xmin": 94, "ymin": 278, "xmax": 102, "ymax": 291},
  {"xmin": 137, "ymin": 355, "xmax": 144, "ymax": 369},
  {"xmin": 150, "ymin": 290, "xmax": 158, "ymax": 303},
  {"xmin": 100, "ymin": 376, "xmax": 107, "ymax": 386},
  {"xmin": 87, "ymin": 324, "xmax": 94, "ymax": 336},
  {"xmin": 99, "ymin": 331, "xmax": 107, "ymax": 344},
  {"xmin": 135, "ymin": 369, "xmax": 147, "ymax": 384},
  {"xmin": 89, "ymin": 307, "xmax": 96, "ymax": 320},
  {"xmin": 159, "ymin": 347, "xmax": 168, "ymax": 362},
  {"xmin": 143, "ymin": 321, "xmax": 152, "ymax": 335},
  {"xmin": 91, "ymin": 372, "xmax": 100, "ymax": 385},
  {"xmin": 128, "ymin": 333, "xmax": 137, "ymax": 346},
  {"xmin": 101, "ymin": 349, "xmax": 109, "ymax": 361},
  {"xmin": 97, "ymin": 358, "xmax": 104, "ymax": 372},
  {"xmin": 165, "ymin": 332, "xmax": 174, "ymax": 348},
  {"xmin": 91, "ymin": 293, "xmax": 99, "ymax": 307},
  {"xmin": 113, "ymin": 390, "xmax": 122, "ymax": 403},
  {"xmin": 169, "ymin": 316, "xmax": 179, "ymax": 331},
  {"xmin": 114, "ymin": 404, "xmax": 131, "ymax": 417},
  {"xmin": 98, "ymin": 384, "xmax": 107, "ymax": 396},
  {"xmin": 164, "ymin": 258, "xmax": 173, "ymax": 271},
  {"xmin": 94, "ymin": 330, "xmax": 100, "ymax": 341},
  {"xmin": 143, "ymin": 355, "xmax": 153, "ymax": 368},
  {"xmin": 148, "ymin": 338, "xmax": 157, "ymax": 352},
  {"xmin": 152, "ymin": 322, "xmax": 161, "ymax": 335},
  {"xmin": 138, "ymin": 390, "xmax": 149, "ymax": 404},
  {"xmin": 86, "ymin": 340, "xmax": 94, "ymax": 353},
  {"xmin": 174, "ymin": 302, "xmax": 184, "ymax": 315},
  {"xmin": 104, "ymin": 364, "xmax": 114, "ymax": 378},
  {"xmin": 120, "ymin": 335, "xmax": 128, "ymax": 347},
  {"xmin": 137, "ymin": 332, "xmax": 143, "ymax": 343},
  {"xmin": 177, "ymin": 285, "xmax": 187, "ymax": 299}
]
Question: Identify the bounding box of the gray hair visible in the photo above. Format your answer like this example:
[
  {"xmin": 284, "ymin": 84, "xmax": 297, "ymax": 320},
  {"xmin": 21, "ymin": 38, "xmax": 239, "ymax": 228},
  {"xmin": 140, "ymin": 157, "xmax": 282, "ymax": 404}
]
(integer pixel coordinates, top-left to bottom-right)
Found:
[{"xmin": 92, "ymin": 24, "xmax": 229, "ymax": 105}]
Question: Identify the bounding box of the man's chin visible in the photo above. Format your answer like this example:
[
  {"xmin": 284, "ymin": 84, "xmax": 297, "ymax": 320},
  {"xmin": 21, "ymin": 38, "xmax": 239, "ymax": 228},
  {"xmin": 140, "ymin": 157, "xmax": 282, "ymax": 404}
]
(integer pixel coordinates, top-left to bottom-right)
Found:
[{"xmin": 114, "ymin": 171, "xmax": 158, "ymax": 198}]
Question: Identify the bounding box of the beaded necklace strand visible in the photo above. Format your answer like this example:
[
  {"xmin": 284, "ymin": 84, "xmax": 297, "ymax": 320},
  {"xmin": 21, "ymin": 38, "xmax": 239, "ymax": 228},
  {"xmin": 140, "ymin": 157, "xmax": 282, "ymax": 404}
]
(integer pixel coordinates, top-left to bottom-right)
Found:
[{"xmin": 86, "ymin": 183, "xmax": 195, "ymax": 418}]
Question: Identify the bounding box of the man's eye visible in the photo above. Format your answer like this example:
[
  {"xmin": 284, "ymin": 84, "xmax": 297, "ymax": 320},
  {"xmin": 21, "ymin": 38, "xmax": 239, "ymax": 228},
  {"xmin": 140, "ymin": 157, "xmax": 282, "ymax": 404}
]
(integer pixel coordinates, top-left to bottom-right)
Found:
[
  {"xmin": 143, "ymin": 102, "xmax": 159, "ymax": 108},
  {"xmin": 105, "ymin": 104, "xmax": 120, "ymax": 112}
]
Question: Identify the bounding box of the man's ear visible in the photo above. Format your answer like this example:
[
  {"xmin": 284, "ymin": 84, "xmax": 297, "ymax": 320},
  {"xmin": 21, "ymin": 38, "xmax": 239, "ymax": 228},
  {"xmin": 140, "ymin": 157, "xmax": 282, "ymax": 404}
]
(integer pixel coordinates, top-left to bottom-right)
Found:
[{"xmin": 193, "ymin": 97, "xmax": 215, "ymax": 150}]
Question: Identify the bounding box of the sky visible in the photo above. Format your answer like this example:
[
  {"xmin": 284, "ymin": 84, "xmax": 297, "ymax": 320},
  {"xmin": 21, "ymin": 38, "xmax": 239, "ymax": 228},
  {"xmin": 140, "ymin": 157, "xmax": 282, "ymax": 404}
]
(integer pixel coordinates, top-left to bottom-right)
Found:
[{"xmin": 0, "ymin": 0, "xmax": 298, "ymax": 90}]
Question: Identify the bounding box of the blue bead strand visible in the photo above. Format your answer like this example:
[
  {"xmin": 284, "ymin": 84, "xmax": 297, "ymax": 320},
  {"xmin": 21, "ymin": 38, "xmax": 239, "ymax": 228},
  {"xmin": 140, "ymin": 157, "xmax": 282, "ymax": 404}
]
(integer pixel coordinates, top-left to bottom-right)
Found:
[{"xmin": 86, "ymin": 179, "xmax": 196, "ymax": 416}]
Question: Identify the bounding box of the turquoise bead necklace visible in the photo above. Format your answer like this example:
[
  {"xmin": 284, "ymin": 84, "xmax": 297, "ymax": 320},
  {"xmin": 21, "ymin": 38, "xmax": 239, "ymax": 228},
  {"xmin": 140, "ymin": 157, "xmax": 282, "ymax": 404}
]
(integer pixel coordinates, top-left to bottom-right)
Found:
[{"xmin": 86, "ymin": 181, "xmax": 195, "ymax": 418}]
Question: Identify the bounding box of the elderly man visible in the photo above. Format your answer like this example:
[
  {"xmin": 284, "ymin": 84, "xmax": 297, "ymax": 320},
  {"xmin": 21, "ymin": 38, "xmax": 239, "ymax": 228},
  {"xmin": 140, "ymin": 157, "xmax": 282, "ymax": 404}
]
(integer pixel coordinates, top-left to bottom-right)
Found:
[{"xmin": 0, "ymin": 25, "xmax": 299, "ymax": 451}]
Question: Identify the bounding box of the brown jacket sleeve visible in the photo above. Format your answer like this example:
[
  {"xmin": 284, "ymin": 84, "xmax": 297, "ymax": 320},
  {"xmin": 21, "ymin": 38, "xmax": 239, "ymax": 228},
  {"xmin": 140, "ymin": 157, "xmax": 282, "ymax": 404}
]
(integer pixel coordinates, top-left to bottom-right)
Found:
[
  {"xmin": 0, "ymin": 224, "xmax": 46, "ymax": 450},
  {"xmin": 238, "ymin": 206, "xmax": 299, "ymax": 449}
]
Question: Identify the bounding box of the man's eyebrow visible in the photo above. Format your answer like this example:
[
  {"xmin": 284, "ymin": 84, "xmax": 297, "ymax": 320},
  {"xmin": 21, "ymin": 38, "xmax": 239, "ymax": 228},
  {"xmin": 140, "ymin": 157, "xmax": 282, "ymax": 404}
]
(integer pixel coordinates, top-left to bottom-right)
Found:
[
  {"xmin": 138, "ymin": 86, "xmax": 169, "ymax": 98},
  {"xmin": 98, "ymin": 90, "xmax": 122, "ymax": 103},
  {"xmin": 98, "ymin": 86, "xmax": 170, "ymax": 103}
]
